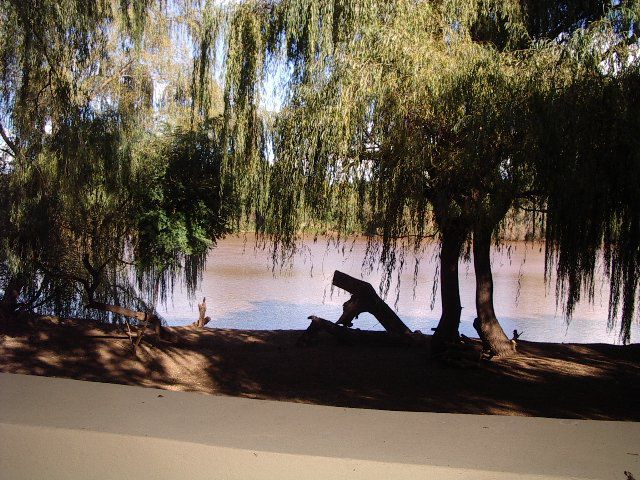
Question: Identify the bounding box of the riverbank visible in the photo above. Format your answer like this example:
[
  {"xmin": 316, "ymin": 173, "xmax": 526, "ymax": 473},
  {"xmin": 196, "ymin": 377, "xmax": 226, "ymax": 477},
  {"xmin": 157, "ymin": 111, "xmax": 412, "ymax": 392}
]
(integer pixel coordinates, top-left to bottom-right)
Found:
[
  {"xmin": 157, "ymin": 236, "xmax": 632, "ymax": 344},
  {"xmin": 1, "ymin": 313, "xmax": 638, "ymax": 420}
]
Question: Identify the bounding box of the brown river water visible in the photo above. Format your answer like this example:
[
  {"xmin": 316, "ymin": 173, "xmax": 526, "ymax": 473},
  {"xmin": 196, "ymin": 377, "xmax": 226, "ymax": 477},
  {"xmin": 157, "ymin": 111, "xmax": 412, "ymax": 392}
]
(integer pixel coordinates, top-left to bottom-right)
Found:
[{"xmin": 160, "ymin": 235, "xmax": 639, "ymax": 344}]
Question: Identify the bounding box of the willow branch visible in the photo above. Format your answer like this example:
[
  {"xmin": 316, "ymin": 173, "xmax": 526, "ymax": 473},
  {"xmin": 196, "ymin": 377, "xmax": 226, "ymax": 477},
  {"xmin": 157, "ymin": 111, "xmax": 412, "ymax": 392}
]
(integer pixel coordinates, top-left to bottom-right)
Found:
[
  {"xmin": 0, "ymin": 122, "xmax": 18, "ymax": 156},
  {"xmin": 35, "ymin": 261, "xmax": 90, "ymax": 291},
  {"xmin": 367, "ymin": 231, "xmax": 438, "ymax": 240},
  {"xmin": 86, "ymin": 59, "xmax": 135, "ymax": 99},
  {"xmin": 515, "ymin": 203, "xmax": 548, "ymax": 214},
  {"xmin": 514, "ymin": 189, "xmax": 543, "ymax": 200}
]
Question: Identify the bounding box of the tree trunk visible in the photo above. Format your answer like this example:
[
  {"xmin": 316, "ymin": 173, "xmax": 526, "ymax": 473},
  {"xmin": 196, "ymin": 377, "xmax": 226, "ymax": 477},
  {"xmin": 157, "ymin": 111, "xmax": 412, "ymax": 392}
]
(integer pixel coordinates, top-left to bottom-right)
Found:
[
  {"xmin": 431, "ymin": 226, "xmax": 466, "ymax": 355},
  {"xmin": 1, "ymin": 276, "xmax": 23, "ymax": 312},
  {"xmin": 472, "ymin": 224, "xmax": 515, "ymax": 357}
]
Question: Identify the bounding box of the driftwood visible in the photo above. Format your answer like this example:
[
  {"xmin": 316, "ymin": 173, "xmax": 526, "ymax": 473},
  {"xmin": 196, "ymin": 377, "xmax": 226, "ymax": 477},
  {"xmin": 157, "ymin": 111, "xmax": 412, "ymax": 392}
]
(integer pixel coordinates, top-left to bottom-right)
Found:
[
  {"xmin": 298, "ymin": 315, "xmax": 425, "ymax": 347},
  {"xmin": 192, "ymin": 297, "xmax": 211, "ymax": 328},
  {"xmin": 299, "ymin": 271, "xmax": 426, "ymax": 347},
  {"xmin": 76, "ymin": 254, "xmax": 170, "ymax": 350},
  {"xmin": 332, "ymin": 271, "xmax": 411, "ymax": 334},
  {"xmin": 33, "ymin": 255, "xmax": 181, "ymax": 353},
  {"xmin": 87, "ymin": 300, "xmax": 168, "ymax": 350}
]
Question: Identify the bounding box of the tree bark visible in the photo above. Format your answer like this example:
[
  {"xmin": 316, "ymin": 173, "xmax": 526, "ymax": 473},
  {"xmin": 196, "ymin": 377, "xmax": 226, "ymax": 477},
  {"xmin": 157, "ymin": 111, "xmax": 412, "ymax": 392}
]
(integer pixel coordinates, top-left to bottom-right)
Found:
[
  {"xmin": 472, "ymin": 224, "xmax": 515, "ymax": 357},
  {"xmin": 431, "ymin": 226, "xmax": 466, "ymax": 355},
  {"xmin": 332, "ymin": 270, "xmax": 411, "ymax": 335}
]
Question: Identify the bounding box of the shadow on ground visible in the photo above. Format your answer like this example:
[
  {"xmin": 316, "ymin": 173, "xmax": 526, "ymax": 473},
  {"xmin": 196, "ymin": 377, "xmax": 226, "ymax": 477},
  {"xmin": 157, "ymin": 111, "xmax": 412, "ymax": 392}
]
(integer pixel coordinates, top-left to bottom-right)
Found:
[{"xmin": 1, "ymin": 312, "xmax": 638, "ymax": 420}]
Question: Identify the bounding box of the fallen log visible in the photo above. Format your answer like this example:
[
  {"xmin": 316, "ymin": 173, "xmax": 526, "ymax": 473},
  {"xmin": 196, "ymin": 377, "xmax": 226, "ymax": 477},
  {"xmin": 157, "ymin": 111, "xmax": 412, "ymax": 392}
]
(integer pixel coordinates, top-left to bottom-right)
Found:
[
  {"xmin": 298, "ymin": 271, "xmax": 430, "ymax": 347},
  {"xmin": 87, "ymin": 300, "xmax": 169, "ymax": 348},
  {"xmin": 297, "ymin": 315, "xmax": 427, "ymax": 347},
  {"xmin": 332, "ymin": 271, "xmax": 411, "ymax": 335},
  {"xmin": 301, "ymin": 272, "xmax": 482, "ymax": 364}
]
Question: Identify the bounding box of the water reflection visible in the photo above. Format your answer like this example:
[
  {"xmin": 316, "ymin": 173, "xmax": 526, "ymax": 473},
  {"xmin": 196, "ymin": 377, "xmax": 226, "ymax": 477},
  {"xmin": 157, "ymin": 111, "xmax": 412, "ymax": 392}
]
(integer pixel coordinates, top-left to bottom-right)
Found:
[{"xmin": 160, "ymin": 236, "xmax": 638, "ymax": 344}]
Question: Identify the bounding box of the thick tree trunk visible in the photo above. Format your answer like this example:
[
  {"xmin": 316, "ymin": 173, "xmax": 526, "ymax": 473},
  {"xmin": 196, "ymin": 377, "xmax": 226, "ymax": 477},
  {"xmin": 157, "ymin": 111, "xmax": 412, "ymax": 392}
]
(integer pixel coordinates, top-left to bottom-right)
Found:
[
  {"xmin": 332, "ymin": 270, "xmax": 411, "ymax": 335},
  {"xmin": 472, "ymin": 224, "xmax": 515, "ymax": 357},
  {"xmin": 431, "ymin": 226, "xmax": 466, "ymax": 355}
]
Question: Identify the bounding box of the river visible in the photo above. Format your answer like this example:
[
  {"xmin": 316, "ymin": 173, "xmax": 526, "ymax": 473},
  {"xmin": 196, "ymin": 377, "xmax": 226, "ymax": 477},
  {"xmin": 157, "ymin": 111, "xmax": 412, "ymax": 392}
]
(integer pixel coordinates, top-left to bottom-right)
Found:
[{"xmin": 160, "ymin": 235, "xmax": 638, "ymax": 344}]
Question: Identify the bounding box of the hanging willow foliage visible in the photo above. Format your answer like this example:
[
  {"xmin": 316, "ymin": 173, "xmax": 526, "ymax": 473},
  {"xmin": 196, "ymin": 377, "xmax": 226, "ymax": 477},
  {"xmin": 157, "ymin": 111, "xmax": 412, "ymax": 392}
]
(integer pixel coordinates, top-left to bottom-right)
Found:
[
  {"xmin": 195, "ymin": 0, "xmax": 639, "ymax": 341},
  {"xmin": 1, "ymin": 1, "xmax": 638, "ymax": 341},
  {"xmin": 538, "ymin": 59, "xmax": 640, "ymax": 344},
  {"xmin": 0, "ymin": 0, "xmax": 230, "ymax": 320}
]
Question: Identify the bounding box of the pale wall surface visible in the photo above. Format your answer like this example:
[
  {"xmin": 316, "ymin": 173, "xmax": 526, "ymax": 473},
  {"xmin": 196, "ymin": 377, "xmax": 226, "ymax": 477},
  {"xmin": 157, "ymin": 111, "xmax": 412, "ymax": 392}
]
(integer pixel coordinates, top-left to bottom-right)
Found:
[{"xmin": 0, "ymin": 373, "xmax": 638, "ymax": 479}]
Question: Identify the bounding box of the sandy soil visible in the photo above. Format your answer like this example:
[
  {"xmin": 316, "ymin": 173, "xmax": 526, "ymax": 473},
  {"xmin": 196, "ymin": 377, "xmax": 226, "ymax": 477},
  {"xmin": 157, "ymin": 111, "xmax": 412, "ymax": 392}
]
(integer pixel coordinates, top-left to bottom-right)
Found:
[{"xmin": 1, "ymin": 312, "xmax": 638, "ymax": 420}]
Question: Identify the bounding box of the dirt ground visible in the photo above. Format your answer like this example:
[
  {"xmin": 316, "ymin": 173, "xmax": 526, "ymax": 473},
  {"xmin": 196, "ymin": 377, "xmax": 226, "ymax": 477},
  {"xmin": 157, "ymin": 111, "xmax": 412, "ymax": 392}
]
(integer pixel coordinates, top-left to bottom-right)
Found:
[{"xmin": 1, "ymin": 312, "xmax": 638, "ymax": 420}]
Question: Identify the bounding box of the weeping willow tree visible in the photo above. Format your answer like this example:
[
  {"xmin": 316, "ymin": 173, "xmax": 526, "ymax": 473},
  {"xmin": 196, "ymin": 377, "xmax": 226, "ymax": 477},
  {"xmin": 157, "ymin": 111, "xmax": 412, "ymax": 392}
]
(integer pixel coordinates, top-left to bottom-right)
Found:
[
  {"xmin": 438, "ymin": 1, "xmax": 640, "ymax": 352},
  {"xmin": 194, "ymin": 0, "xmax": 639, "ymax": 351},
  {"xmin": 537, "ymin": 41, "xmax": 640, "ymax": 345},
  {"xmin": 0, "ymin": 0, "xmax": 230, "ymax": 325},
  {"xmin": 1, "ymin": 0, "xmax": 637, "ymax": 350}
]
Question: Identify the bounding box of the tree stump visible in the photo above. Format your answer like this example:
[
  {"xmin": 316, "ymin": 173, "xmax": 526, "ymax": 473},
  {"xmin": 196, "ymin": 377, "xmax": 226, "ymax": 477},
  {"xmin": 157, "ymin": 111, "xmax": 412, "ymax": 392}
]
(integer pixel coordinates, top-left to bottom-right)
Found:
[{"xmin": 192, "ymin": 297, "xmax": 211, "ymax": 328}]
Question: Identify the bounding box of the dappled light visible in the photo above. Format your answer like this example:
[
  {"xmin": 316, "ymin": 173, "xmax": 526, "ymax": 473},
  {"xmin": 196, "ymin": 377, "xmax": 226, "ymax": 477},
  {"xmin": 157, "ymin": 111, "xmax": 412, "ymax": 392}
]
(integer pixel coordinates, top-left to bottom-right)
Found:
[{"xmin": 1, "ymin": 314, "xmax": 638, "ymax": 420}]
